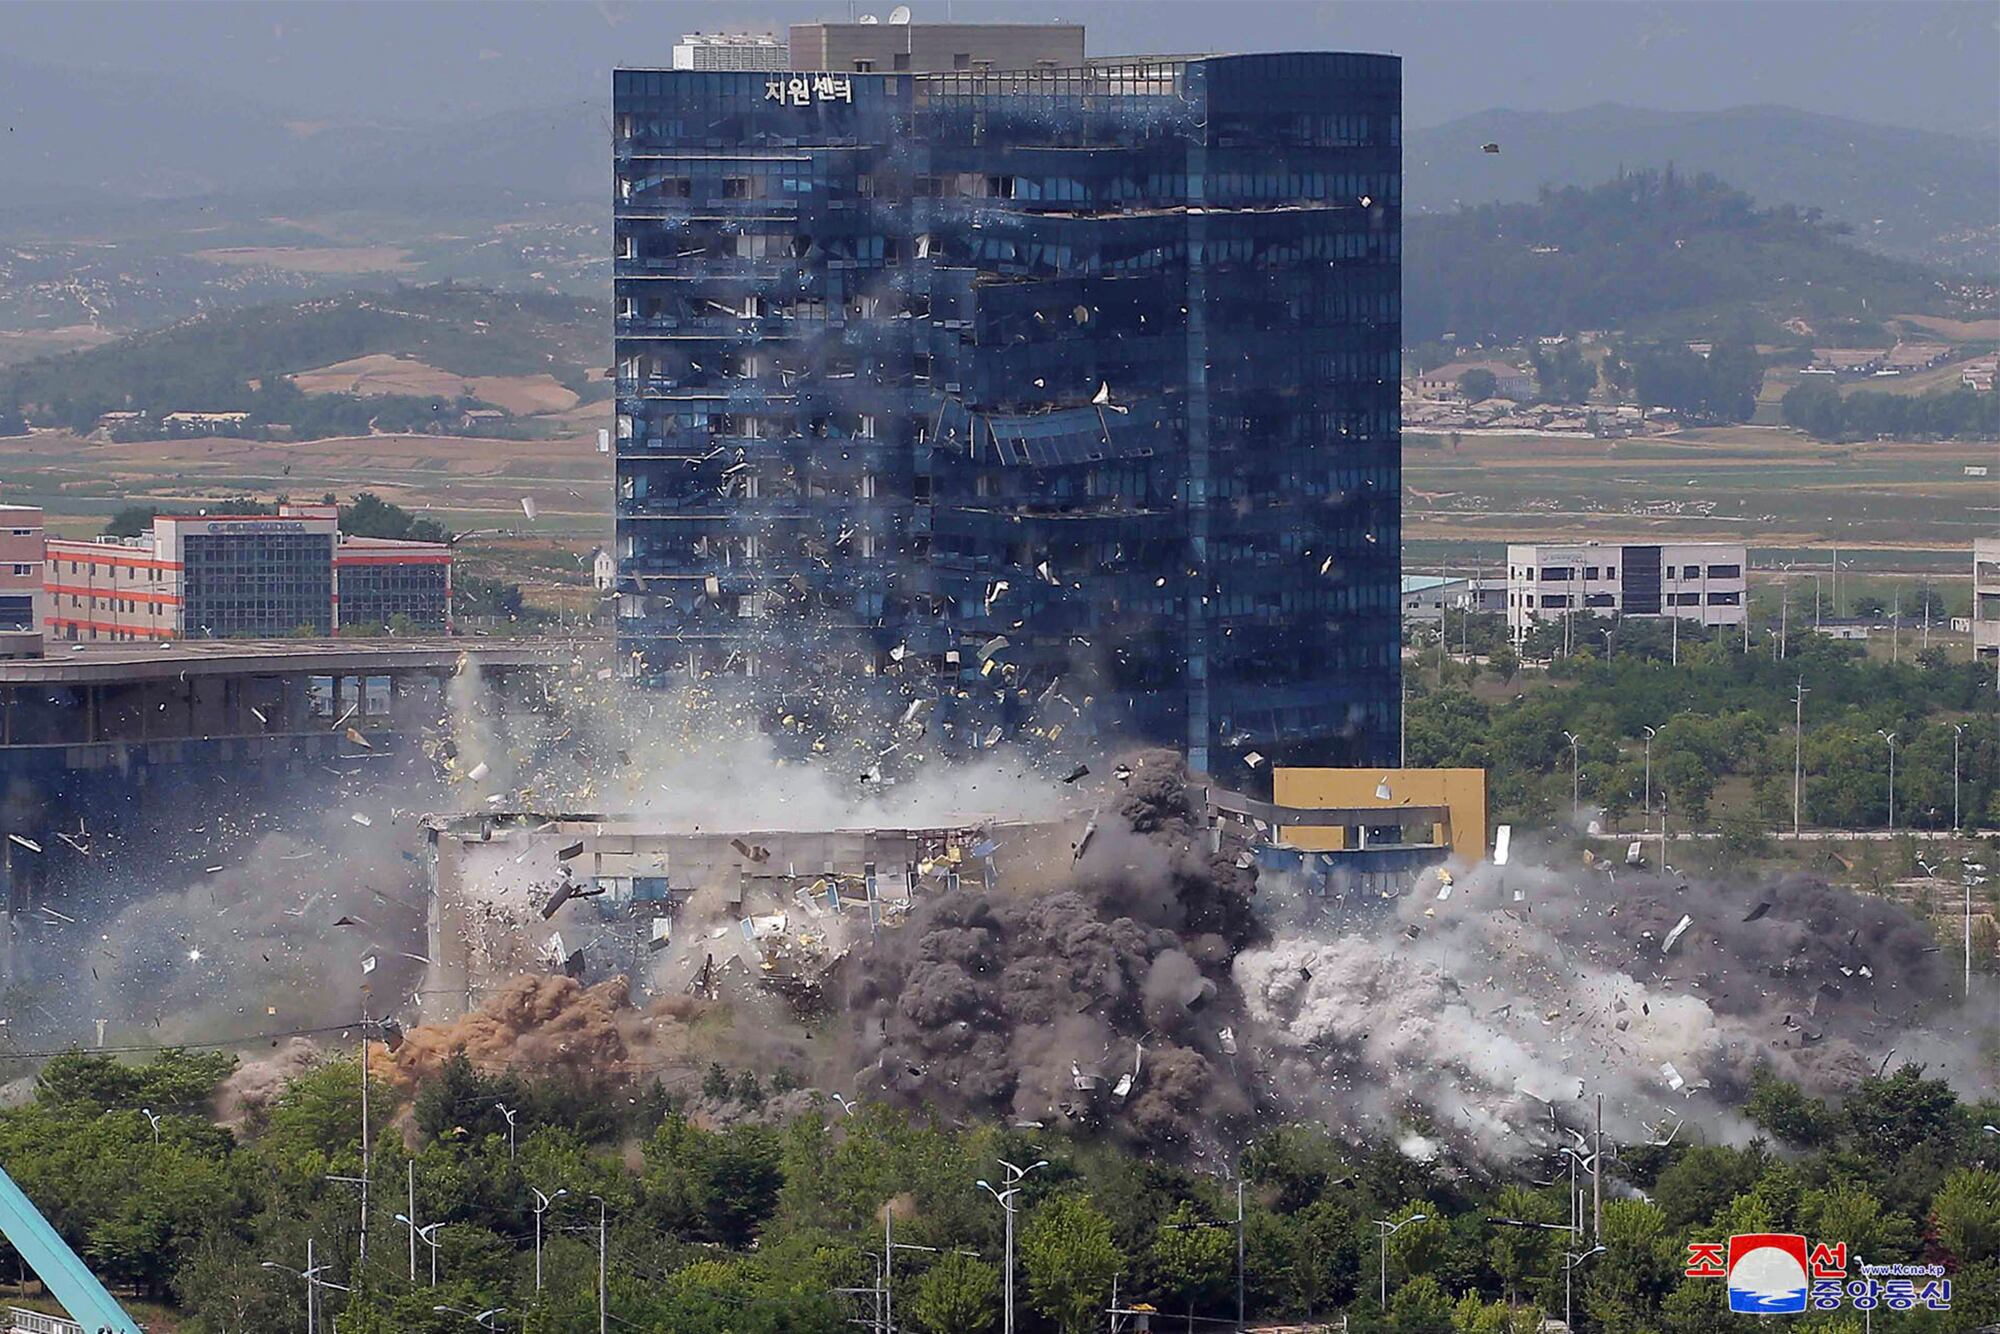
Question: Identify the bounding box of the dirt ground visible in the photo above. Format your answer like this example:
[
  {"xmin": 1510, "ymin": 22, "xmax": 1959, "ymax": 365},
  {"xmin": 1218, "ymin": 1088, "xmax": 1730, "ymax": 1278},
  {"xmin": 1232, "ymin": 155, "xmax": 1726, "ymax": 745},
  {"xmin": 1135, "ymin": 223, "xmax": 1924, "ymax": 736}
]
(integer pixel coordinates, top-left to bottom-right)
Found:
[
  {"xmin": 189, "ymin": 245, "xmax": 417, "ymax": 274},
  {"xmin": 290, "ymin": 354, "xmax": 582, "ymax": 416}
]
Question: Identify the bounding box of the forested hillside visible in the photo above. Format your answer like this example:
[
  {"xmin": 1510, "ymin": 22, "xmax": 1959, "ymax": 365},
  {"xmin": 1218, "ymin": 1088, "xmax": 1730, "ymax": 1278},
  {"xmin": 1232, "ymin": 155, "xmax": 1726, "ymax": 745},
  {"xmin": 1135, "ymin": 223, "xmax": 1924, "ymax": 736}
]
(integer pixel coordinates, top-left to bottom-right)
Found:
[
  {"xmin": 1404, "ymin": 169, "xmax": 1963, "ymax": 346},
  {"xmin": 0, "ymin": 285, "xmax": 604, "ymax": 436}
]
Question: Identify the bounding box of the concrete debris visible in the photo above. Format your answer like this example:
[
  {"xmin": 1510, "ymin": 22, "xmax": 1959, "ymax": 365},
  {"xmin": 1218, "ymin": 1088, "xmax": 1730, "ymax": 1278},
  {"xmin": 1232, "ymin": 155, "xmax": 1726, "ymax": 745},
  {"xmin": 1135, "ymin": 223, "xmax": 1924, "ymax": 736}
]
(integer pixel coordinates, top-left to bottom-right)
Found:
[{"xmin": 1661, "ymin": 914, "xmax": 1694, "ymax": 955}]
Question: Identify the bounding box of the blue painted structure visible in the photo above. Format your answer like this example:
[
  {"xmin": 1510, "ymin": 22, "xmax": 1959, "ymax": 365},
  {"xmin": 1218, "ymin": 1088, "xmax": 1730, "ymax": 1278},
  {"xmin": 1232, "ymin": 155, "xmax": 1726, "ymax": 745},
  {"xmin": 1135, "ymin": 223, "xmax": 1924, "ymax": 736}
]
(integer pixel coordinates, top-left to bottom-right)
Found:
[{"xmin": 0, "ymin": 1163, "xmax": 141, "ymax": 1333}]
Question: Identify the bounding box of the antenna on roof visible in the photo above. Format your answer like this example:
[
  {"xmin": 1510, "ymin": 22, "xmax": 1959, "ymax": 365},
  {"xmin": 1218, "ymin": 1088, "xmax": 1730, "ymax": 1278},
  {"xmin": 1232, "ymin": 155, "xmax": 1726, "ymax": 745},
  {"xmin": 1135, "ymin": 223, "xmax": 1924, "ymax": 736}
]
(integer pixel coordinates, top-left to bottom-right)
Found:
[
  {"xmin": 888, "ymin": 4, "xmax": 912, "ymax": 22},
  {"xmin": 859, "ymin": 12, "xmax": 879, "ymax": 22}
]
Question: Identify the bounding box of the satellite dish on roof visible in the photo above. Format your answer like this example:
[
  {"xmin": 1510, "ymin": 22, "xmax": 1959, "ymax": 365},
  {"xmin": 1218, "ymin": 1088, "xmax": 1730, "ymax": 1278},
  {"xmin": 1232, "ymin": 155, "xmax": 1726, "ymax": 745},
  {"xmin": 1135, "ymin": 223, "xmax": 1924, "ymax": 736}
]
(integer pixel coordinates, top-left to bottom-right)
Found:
[
  {"xmin": 888, "ymin": 4, "xmax": 912, "ymax": 21},
  {"xmin": 858, "ymin": 12, "xmax": 879, "ymax": 22}
]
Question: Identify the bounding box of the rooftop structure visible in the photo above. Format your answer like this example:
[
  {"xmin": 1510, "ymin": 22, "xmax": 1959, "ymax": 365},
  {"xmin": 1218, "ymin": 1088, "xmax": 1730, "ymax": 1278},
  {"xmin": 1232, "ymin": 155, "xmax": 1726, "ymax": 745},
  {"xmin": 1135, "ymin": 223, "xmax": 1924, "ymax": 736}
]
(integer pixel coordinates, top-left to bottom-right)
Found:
[
  {"xmin": 673, "ymin": 32, "xmax": 788, "ymax": 71},
  {"xmin": 612, "ymin": 47, "xmax": 1403, "ymax": 776},
  {"xmin": 788, "ymin": 19, "xmax": 1085, "ymax": 73}
]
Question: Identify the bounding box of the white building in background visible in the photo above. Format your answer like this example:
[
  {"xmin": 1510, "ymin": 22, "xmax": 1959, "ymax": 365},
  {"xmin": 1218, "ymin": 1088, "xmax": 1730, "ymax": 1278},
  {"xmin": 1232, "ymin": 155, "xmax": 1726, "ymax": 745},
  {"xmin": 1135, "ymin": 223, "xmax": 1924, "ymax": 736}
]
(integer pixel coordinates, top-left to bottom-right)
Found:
[
  {"xmin": 1975, "ymin": 537, "xmax": 2000, "ymax": 659},
  {"xmin": 1504, "ymin": 540, "xmax": 1747, "ymax": 638},
  {"xmin": 1401, "ymin": 574, "xmax": 1504, "ymax": 625},
  {"xmin": 671, "ymin": 32, "xmax": 789, "ymax": 71}
]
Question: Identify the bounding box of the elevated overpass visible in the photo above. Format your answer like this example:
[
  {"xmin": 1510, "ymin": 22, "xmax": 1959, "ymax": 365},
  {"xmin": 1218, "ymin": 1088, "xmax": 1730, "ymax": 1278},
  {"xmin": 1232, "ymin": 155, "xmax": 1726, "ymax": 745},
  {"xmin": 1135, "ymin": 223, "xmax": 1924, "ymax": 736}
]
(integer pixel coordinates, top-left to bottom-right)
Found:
[
  {"xmin": 0, "ymin": 636, "xmax": 587, "ymax": 766},
  {"xmin": 0, "ymin": 636, "xmax": 598, "ymax": 919}
]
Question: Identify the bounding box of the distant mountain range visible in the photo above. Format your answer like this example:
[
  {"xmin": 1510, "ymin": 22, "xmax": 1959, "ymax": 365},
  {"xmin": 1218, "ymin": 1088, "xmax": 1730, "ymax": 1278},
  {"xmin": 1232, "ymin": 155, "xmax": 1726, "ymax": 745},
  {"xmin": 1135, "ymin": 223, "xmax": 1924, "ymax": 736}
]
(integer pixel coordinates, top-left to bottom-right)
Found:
[
  {"xmin": 8, "ymin": 49, "xmax": 1991, "ymax": 267},
  {"xmin": 3, "ymin": 51, "xmax": 1993, "ymax": 345},
  {"xmin": 1407, "ymin": 104, "xmax": 1999, "ymax": 271}
]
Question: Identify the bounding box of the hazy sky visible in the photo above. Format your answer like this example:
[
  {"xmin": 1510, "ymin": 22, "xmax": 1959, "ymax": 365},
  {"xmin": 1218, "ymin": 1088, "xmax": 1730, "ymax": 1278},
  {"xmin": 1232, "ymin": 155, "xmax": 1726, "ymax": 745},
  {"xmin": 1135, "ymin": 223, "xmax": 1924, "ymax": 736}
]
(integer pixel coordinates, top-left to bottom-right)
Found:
[{"xmin": 4, "ymin": 1, "xmax": 1995, "ymax": 136}]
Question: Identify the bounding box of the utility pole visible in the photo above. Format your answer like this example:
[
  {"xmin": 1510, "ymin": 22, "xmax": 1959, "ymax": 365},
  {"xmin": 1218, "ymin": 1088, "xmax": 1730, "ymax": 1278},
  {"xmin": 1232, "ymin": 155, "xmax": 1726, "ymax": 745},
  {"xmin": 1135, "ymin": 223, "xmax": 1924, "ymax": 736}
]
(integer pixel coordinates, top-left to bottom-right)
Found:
[
  {"xmin": 1593, "ymin": 1095, "xmax": 1603, "ymax": 1242},
  {"xmin": 1779, "ymin": 569, "xmax": 1789, "ymax": 660},
  {"xmin": 1235, "ymin": 1177, "xmax": 1246, "ymax": 1332},
  {"xmin": 595, "ymin": 1195, "xmax": 608, "ymax": 1334},
  {"xmin": 407, "ymin": 1160, "xmax": 417, "ymax": 1284},
  {"xmin": 1878, "ymin": 730, "xmax": 1898, "ymax": 830},
  {"xmin": 1792, "ymin": 680, "xmax": 1809, "ymax": 837},
  {"xmin": 359, "ymin": 1015, "xmax": 371, "ymax": 1266},
  {"xmin": 884, "ymin": 1204, "xmax": 893, "ymax": 1334},
  {"xmin": 1952, "ymin": 724, "xmax": 1964, "ymax": 832},
  {"xmin": 1563, "ymin": 731, "xmax": 1582, "ymax": 821},
  {"xmin": 1965, "ymin": 858, "xmax": 1974, "ymax": 1002}
]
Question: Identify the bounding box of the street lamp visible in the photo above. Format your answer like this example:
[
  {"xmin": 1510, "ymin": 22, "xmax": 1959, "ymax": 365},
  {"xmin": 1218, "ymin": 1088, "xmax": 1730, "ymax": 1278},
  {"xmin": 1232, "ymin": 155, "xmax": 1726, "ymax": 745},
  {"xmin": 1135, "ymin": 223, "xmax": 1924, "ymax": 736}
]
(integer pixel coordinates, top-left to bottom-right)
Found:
[
  {"xmin": 1877, "ymin": 730, "xmax": 1898, "ymax": 830},
  {"xmin": 139, "ymin": 1107, "xmax": 161, "ymax": 1148},
  {"xmin": 1562, "ymin": 731, "xmax": 1582, "ymax": 821},
  {"xmin": 1564, "ymin": 1245, "xmax": 1607, "ymax": 1332},
  {"xmin": 1952, "ymin": 724, "xmax": 1965, "ymax": 832},
  {"xmin": 496, "ymin": 1103, "xmax": 517, "ymax": 1161},
  {"xmin": 531, "ymin": 1186, "xmax": 569, "ymax": 1292},
  {"xmin": 978, "ymin": 1158, "xmax": 1046, "ymax": 1334},
  {"xmin": 1641, "ymin": 725, "xmax": 1657, "ymax": 821},
  {"xmin": 1374, "ymin": 1213, "xmax": 1429, "ymax": 1311},
  {"xmin": 589, "ymin": 1194, "xmax": 609, "ymax": 1334},
  {"xmin": 262, "ymin": 1239, "xmax": 348, "ymax": 1334},
  {"xmin": 396, "ymin": 1214, "xmax": 444, "ymax": 1286},
  {"xmin": 433, "ymin": 1305, "xmax": 508, "ymax": 1330}
]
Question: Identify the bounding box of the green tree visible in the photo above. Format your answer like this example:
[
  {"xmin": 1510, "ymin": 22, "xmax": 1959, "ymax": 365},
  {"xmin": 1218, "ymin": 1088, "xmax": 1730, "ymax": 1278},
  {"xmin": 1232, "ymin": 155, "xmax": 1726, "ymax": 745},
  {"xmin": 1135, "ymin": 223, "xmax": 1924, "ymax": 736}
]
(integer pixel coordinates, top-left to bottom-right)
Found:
[
  {"xmin": 1932, "ymin": 1168, "xmax": 2000, "ymax": 1264},
  {"xmin": 1531, "ymin": 340, "xmax": 1598, "ymax": 403},
  {"xmin": 1485, "ymin": 1186, "xmax": 1559, "ymax": 1305},
  {"xmin": 102, "ymin": 505, "xmax": 161, "ymax": 538},
  {"xmin": 1152, "ymin": 1202, "xmax": 1232, "ymax": 1324},
  {"xmin": 1020, "ymin": 1192, "xmax": 1123, "ymax": 1334},
  {"xmin": 342, "ymin": 491, "xmax": 451, "ymax": 544},
  {"xmin": 908, "ymin": 1251, "xmax": 1000, "ymax": 1334},
  {"xmin": 1744, "ymin": 1071, "xmax": 1836, "ymax": 1148},
  {"xmin": 1388, "ymin": 1274, "xmax": 1455, "ymax": 1334},
  {"xmin": 1653, "ymin": 1146, "xmax": 1763, "ymax": 1229},
  {"xmin": 1456, "ymin": 368, "xmax": 1499, "ymax": 402},
  {"xmin": 1658, "ymin": 748, "xmax": 1714, "ymax": 823}
]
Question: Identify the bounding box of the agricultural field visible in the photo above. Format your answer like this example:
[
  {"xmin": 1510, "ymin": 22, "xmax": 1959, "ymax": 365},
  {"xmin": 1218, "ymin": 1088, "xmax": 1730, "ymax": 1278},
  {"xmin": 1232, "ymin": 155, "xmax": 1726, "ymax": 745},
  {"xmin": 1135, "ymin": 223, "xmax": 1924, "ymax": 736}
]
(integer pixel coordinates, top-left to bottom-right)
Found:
[{"xmin": 1404, "ymin": 423, "xmax": 1997, "ymax": 581}]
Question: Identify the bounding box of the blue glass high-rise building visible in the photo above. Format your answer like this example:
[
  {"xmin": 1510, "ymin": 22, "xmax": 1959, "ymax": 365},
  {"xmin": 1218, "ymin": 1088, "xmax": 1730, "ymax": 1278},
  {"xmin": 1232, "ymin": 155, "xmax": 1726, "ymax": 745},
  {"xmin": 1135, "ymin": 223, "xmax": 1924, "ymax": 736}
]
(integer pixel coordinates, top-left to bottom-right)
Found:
[{"xmin": 613, "ymin": 51, "xmax": 1400, "ymax": 774}]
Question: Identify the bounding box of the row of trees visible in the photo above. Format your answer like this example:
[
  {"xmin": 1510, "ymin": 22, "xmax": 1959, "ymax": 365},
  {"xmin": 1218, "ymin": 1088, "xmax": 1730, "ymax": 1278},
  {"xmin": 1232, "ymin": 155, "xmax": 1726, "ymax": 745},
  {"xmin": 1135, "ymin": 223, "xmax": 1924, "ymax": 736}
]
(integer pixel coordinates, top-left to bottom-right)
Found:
[
  {"xmin": 2, "ymin": 1044, "xmax": 1997, "ymax": 1334},
  {"xmin": 1407, "ymin": 616, "xmax": 1999, "ymax": 833},
  {"xmin": 1781, "ymin": 381, "xmax": 2000, "ymax": 442}
]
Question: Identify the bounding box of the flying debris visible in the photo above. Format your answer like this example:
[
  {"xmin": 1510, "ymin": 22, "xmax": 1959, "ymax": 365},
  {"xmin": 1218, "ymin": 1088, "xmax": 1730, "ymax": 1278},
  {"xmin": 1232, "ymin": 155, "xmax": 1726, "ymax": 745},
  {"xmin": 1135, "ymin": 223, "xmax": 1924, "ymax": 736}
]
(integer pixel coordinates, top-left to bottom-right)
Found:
[{"xmin": 1661, "ymin": 914, "xmax": 1694, "ymax": 954}]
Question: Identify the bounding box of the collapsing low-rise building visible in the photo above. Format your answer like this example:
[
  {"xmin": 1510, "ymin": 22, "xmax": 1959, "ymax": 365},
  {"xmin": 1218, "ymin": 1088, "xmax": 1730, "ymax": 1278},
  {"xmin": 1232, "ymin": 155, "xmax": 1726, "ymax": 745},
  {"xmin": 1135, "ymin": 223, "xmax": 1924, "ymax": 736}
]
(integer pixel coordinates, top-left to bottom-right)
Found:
[
  {"xmin": 613, "ymin": 33, "xmax": 1402, "ymax": 776},
  {"xmin": 418, "ymin": 810, "xmax": 1089, "ymax": 1020}
]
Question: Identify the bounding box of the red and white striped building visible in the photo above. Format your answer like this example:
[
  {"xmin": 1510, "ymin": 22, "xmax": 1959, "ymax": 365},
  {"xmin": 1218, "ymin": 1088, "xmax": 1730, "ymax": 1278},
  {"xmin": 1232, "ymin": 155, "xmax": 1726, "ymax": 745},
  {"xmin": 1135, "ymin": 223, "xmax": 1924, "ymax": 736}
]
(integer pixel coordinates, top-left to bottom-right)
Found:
[{"xmin": 44, "ymin": 504, "xmax": 450, "ymax": 642}]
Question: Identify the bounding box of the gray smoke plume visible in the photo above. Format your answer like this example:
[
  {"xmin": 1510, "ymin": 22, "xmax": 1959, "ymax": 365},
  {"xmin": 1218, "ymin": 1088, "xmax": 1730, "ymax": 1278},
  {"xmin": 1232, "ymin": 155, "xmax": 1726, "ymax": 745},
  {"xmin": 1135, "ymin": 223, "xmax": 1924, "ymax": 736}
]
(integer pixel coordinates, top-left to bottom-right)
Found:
[
  {"xmin": 1235, "ymin": 854, "xmax": 1986, "ymax": 1159},
  {"xmin": 841, "ymin": 751, "xmax": 1260, "ymax": 1148}
]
